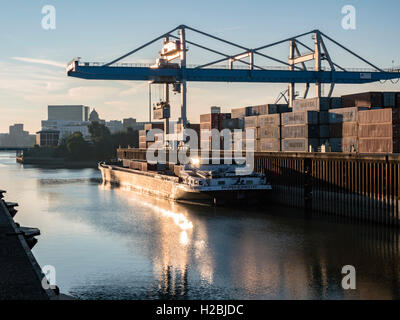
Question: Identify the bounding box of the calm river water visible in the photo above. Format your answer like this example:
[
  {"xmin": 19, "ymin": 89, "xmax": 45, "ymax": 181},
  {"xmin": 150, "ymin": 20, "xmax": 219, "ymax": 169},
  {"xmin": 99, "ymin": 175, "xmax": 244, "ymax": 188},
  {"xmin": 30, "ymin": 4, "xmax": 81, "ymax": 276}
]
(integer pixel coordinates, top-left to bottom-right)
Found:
[{"xmin": 1, "ymin": 151, "xmax": 399, "ymax": 300}]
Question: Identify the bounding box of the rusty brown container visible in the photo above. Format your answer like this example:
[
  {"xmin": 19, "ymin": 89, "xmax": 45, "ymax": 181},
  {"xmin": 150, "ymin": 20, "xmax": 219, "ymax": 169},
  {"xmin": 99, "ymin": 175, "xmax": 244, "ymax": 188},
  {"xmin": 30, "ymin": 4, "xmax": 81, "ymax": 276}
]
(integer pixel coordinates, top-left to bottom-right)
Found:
[
  {"xmin": 258, "ymin": 114, "xmax": 281, "ymax": 126},
  {"xmin": 247, "ymin": 104, "xmax": 269, "ymax": 116},
  {"xmin": 358, "ymin": 138, "xmax": 399, "ymax": 154},
  {"xmin": 329, "ymin": 122, "xmax": 358, "ymax": 138},
  {"xmin": 200, "ymin": 113, "xmax": 219, "ymax": 123},
  {"xmin": 281, "ymin": 124, "xmax": 319, "ymax": 138},
  {"xmin": 358, "ymin": 123, "xmax": 393, "ymax": 138},
  {"xmin": 328, "ymin": 107, "xmax": 359, "ymax": 123},
  {"xmin": 144, "ymin": 123, "xmax": 164, "ymax": 130},
  {"xmin": 282, "ymin": 138, "xmax": 319, "ymax": 152},
  {"xmin": 341, "ymin": 91, "xmax": 383, "ymax": 108},
  {"xmin": 231, "ymin": 107, "xmax": 247, "ymax": 119},
  {"xmin": 357, "ymin": 109, "xmax": 400, "ymax": 153},
  {"xmin": 244, "ymin": 116, "xmax": 259, "ymax": 128},
  {"xmin": 358, "ymin": 108, "xmax": 400, "ymax": 124},
  {"xmin": 293, "ymin": 97, "xmax": 331, "ymax": 111},
  {"xmin": 200, "ymin": 123, "xmax": 212, "ymax": 130},
  {"xmin": 281, "ymin": 111, "xmax": 319, "ymax": 126},
  {"xmin": 257, "ymin": 138, "xmax": 281, "ymax": 152},
  {"xmin": 258, "ymin": 126, "xmax": 280, "ymax": 139}
]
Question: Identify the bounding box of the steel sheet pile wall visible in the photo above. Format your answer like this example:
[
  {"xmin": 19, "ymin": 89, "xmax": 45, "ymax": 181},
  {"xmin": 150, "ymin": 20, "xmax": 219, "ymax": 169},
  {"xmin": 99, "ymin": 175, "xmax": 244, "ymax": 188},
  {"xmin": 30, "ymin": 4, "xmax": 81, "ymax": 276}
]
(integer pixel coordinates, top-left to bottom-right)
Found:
[
  {"xmin": 118, "ymin": 147, "xmax": 400, "ymax": 227},
  {"xmin": 255, "ymin": 153, "xmax": 304, "ymax": 207},
  {"xmin": 358, "ymin": 109, "xmax": 400, "ymax": 154},
  {"xmin": 254, "ymin": 152, "xmax": 400, "ymax": 227}
]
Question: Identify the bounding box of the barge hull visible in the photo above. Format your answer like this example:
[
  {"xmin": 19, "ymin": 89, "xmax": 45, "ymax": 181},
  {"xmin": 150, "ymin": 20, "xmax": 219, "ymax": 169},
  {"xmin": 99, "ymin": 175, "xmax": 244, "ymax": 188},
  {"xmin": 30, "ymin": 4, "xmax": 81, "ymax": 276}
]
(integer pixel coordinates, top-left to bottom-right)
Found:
[{"xmin": 99, "ymin": 164, "xmax": 270, "ymax": 204}]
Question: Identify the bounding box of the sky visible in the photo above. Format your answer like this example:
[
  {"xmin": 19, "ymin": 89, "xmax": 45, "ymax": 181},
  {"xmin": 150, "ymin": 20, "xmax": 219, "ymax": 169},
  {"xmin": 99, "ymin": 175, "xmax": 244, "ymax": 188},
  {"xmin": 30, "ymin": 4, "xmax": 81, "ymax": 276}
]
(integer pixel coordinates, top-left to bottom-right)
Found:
[{"xmin": 0, "ymin": 0, "xmax": 400, "ymax": 133}]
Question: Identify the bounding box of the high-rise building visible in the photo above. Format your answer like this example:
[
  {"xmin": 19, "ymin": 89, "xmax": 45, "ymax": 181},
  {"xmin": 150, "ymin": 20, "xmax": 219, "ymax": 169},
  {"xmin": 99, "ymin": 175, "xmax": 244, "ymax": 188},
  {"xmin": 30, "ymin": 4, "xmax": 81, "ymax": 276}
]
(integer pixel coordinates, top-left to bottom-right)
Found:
[{"xmin": 48, "ymin": 105, "xmax": 90, "ymax": 121}]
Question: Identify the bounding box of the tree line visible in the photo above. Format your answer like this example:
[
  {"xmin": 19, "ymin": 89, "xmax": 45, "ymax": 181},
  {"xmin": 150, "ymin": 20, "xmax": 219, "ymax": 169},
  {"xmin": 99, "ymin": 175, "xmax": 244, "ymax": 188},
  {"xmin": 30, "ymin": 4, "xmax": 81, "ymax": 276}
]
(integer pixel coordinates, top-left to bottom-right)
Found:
[{"xmin": 54, "ymin": 122, "xmax": 139, "ymax": 161}]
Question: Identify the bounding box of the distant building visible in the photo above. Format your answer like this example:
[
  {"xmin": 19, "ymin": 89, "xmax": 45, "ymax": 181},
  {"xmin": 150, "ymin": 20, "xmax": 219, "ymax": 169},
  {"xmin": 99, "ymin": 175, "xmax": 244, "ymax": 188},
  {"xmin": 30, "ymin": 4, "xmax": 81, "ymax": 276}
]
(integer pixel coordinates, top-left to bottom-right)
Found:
[
  {"xmin": 41, "ymin": 105, "xmax": 92, "ymax": 143},
  {"xmin": 123, "ymin": 118, "xmax": 147, "ymax": 131},
  {"xmin": 35, "ymin": 130, "xmax": 60, "ymax": 147},
  {"xmin": 48, "ymin": 105, "xmax": 89, "ymax": 121},
  {"xmin": 89, "ymin": 109, "xmax": 100, "ymax": 122},
  {"xmin": 106, "ymin": 120, "xmax": 124, "ymax": 134},
  {"xmin": 0, "ymin": 124, "xmax": 35, "ymax": 147},
  {"xmin": 41, "ymin": 120, "xmax": 91, "ymax": 142}
]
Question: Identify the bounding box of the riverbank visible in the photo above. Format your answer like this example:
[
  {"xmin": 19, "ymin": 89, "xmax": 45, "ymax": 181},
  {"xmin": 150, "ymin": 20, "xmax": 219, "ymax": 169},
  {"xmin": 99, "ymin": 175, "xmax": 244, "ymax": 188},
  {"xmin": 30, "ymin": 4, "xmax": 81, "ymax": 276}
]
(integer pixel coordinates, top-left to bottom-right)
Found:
[
  {"xmin": 17, "ymin": 155, "xmax": 98, "ymax": 168},
  {"xmin": 0, "ymin": 191, "xmax": 55, "ymax": 300},
  {"xmin": 16, "ymin": 146, "xmax": 98, "ymax": 168}
]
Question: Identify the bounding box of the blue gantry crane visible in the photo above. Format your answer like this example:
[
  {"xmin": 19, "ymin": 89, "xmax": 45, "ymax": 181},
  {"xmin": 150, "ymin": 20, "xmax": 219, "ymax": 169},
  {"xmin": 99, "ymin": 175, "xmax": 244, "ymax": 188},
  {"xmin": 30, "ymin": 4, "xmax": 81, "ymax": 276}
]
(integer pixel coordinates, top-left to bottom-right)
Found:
[{"xmin": 67, "ymin": 24, "xmax": 400, "ymax": 127}]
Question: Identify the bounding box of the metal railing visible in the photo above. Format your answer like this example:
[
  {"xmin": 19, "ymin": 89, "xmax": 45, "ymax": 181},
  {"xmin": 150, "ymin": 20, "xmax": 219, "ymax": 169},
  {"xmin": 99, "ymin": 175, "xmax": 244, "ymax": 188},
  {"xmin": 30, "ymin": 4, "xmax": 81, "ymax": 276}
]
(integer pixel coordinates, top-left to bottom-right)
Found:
[{"xmin": 76, "ymin": 60, "xmax": 400, "ymax": 73}]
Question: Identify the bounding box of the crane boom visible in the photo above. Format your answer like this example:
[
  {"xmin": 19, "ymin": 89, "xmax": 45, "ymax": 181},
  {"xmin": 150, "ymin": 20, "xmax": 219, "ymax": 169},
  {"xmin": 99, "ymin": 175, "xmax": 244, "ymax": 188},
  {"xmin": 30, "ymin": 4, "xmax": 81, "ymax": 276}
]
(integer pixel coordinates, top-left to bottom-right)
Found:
[{"xmin": 67, "ymin": 61, "xmax": 399, "ymax": 84}]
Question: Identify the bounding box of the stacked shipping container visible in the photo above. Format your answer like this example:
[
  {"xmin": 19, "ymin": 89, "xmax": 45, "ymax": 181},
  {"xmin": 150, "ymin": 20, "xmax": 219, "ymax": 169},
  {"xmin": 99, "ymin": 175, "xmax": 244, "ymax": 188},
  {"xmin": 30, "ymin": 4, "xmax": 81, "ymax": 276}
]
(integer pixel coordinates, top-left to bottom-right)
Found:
[
  {"xmin": 358, "ymin": 109, "xmax": 400, "ymax": 153},
  {"xmin": 281, "ymin": 111, "xmax": 319, "ymax": 152},
  {"xmin": 257, "ymin": 114, "xmax": 281, "ymax": 152},
  {"xmin": 341, "ymin": 91, "xmax": 383, "ymax": 108},
  {"xmin": 200, "ymin": 112, "xmax": 231, "ymax": 149},
  {"xmin": 139, "ymin": 123, "xmax": 164, "ymax": 149},
  {"xmin": 328, "ymin": 107, "xmax": 359, "ymax": 152}
]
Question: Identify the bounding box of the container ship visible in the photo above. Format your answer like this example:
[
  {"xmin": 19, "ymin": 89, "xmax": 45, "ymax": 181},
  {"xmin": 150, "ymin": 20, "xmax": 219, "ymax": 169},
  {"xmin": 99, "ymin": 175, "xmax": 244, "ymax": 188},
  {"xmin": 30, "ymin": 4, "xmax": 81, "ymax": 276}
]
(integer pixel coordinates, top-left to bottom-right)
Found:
[{"xmin": 99, "ymin": 156, "xmax": 272, "ymax": 205}]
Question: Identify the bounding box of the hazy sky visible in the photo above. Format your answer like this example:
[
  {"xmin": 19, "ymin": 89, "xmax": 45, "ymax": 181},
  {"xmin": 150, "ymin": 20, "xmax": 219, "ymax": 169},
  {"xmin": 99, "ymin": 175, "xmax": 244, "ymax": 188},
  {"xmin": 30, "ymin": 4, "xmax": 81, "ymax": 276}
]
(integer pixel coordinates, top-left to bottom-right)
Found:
[{"xmin": 1, "ymin": 0, "xmax": 400, "ymax": 133}]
